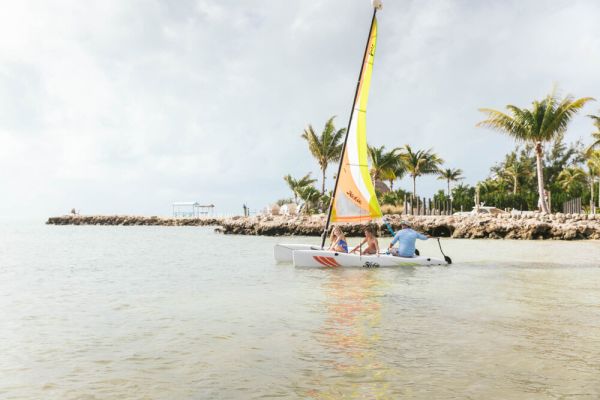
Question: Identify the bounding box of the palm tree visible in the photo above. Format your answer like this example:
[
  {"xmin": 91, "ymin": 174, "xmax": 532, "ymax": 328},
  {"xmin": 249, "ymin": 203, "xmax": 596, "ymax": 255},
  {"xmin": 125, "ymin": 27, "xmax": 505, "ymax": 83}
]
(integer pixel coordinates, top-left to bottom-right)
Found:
[
  {"xmin": 437, "ymin": 168, "xmax": 464, "ymax": 197},
  {"xmin": 387, "ymin": 155, "xmax": 406, "ymax": 191},
  {"xmin": 477, "ymin": 89, "xmax": 594, "ymax": 213},
  {"xmin": 319, "ymin": 191, "xmax": 332, "ymax": 213},
  {"xmin": 557, "ymin": 167, "xmax": 586, "ymax": 196},
  {"xmin": 380, "ymin": 188, "xmax": 409, "ymax": 206},
  {"xmin": 586, "ymin": 112, "xmax": 600, "ymax": 155},
  {"xmin": 367, "ymin": 145, "xmax": 395, "ymax": 181},
  {"xmin": 400, "ymin": 145, "xmax": 443, "ymax": 199},
  {"xmin": 586, "ymin": 150, "xmax": 600, "ymax": 214},
  {"xmin": 489, "ymin": 149, "xmax": 534, "ymax": 195},
  {"xmin": 502, "ymin": 161, "xmax": 532, "ymax": 195},
  {"xmin": 451, "ymin": 183, "xmax": 475, "ymax": 211},
  {"xmin": 502, "ymin": 165, "xmax": 519, "ymax": 195},
  {"xmin": 301, "ymin": 116, "xmax": 346, "ymax": 194},
  {"xmin": 283, "ymin": 173, "xmax": 317, "ymax": 204},
  {"xmin": 367, "ymin": 145, "xmax": 405, "ymax": 191},
  {"xmin": 297, "ymin": 185, "xmax": 321, "ymax": 214}
]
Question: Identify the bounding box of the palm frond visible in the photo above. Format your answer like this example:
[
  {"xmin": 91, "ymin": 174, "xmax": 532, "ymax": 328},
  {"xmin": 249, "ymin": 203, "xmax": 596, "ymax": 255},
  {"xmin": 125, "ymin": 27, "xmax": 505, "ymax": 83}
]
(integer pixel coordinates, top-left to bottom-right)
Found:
[
  {"xmin": 477, "ymin": 107, "xmax": 529, "ymax": 141},
  {"xmin": 437, "ymin": 168, "xmax": 464, "ymax": 181},
  {"xmin": 478, "ymin": 90, "xmax": 594, "ymax": 148},
  {"xmin": 400, "ymin": 145, "xmax": 443, "ymax": 177},
  {"xmin": 545, "ymin": 96, "xmax": 595, "ymax": 141}
]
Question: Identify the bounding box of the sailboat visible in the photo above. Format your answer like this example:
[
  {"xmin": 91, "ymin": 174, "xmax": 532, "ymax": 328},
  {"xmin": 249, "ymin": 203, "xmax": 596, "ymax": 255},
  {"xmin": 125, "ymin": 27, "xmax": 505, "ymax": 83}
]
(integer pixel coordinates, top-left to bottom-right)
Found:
[{"xmin": 274, "ymin": 1, "xmax": 448, "ymax": 268}]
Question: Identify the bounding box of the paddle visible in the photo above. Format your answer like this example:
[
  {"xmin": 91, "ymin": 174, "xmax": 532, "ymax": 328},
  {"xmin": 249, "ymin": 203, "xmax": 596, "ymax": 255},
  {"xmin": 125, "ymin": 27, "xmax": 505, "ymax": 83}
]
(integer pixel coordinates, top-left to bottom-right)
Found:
[
  {"xmin": 436, "ymin": 238, "xmax": 452, "ymax": 264},
  {"xmin": 382, "ymin": 218, "xmax": 395, "ymax": 236}
]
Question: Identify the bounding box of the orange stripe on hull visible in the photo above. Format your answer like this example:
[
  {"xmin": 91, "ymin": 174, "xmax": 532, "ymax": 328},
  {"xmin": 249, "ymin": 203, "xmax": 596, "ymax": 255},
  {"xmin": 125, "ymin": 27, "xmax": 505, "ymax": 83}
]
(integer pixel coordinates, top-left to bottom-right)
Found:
[
  {"xmin": 325, "ymin": 256, "xmax": 340, "ymax": 267},
  {"xmin": 313, "ymin": 256, "xmax": 330, "ymax": 267},
  {"xmin": 314, "ymin": 256, "xmax": 340, "ymax": 267},
  {"xmin": 317, "ymin": 256, "xmax": 336, "ymax": 267}
]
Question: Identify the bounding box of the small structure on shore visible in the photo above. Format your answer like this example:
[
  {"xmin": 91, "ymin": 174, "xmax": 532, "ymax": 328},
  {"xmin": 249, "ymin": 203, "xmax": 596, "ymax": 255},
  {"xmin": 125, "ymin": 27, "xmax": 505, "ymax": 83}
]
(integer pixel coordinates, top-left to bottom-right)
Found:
[
  {"xmin": 268, "ymin": 204, "xmax": 281, "ymax": 216},
  {"xmin": 172, "ymin": 202, "xmax": 215, "ymax": 218},
  {"xmin": 280, "ymin": 203, "xmax": 298, "ymax": 216}
]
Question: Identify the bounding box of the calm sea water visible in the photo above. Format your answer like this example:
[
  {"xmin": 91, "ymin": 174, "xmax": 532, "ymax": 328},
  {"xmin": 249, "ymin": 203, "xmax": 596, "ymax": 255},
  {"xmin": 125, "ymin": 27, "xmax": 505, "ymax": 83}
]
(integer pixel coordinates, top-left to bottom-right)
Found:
[{"xmin": 1, "ymin": 221, "xmax": 600, "ymax": 399}]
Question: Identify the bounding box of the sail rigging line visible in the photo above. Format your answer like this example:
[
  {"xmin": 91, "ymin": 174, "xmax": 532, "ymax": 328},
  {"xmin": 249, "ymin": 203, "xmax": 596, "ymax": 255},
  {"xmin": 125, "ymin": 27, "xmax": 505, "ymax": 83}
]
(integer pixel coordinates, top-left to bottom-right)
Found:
[{"xmin": 320, "ymin": 8, "xmax": 379, "ymax": 248}]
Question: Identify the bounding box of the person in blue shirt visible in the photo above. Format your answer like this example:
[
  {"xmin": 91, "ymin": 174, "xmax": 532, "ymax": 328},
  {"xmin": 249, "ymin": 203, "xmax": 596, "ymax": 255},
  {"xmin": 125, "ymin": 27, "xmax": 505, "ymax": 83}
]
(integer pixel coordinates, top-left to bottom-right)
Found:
[{"xmin": 388, "ymin": 220, "xmax": 429, "ymax": 257}]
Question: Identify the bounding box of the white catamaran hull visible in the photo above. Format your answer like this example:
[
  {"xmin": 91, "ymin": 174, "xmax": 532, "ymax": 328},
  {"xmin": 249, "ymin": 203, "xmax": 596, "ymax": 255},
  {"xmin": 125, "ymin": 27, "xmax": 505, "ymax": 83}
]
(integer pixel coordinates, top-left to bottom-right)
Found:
[
  {"xmin": 292, "ymin": 249, "xmax": 447, "ymax": 268},
  {"xmin": 274, "ymin": 244, "xmax": 320, "ymax": 263}
]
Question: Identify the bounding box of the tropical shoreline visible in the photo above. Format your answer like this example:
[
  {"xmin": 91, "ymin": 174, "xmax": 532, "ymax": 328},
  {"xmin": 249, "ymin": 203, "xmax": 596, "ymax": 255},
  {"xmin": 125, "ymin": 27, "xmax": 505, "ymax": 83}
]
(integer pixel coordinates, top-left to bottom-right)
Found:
[{"xmin": 46, "ymin": 214, "xmax": 600, "ymax": 240}]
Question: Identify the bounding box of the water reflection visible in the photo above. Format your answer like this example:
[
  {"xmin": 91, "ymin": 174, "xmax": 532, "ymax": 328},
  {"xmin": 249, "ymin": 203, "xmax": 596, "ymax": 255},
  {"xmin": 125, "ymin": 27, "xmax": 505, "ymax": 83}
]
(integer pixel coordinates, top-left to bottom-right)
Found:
[{"xmin": 306, "ymin": 269, "xmax": 402, "ymax": 399}]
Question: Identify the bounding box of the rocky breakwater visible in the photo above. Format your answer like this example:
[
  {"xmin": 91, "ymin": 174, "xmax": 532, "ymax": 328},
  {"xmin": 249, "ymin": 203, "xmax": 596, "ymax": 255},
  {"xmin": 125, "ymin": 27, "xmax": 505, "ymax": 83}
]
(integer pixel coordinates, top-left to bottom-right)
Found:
[
  {"xmin": 217, "ymin": 213, "xmax": 600, "ymax": 240},
  {"xmin": 46, "ymin": 215, "xmax": 222, "ymax": 226},
  {"xmin": 46, "ymin": 213, "xmax": 600, "ymax": 240},
  {"xmin": 412, "ymin": 213, "xmax": 600, "ymax": 240},
  {"xmin": 217, "ymin": 215, "xmax": 329, "ymax": 236}
]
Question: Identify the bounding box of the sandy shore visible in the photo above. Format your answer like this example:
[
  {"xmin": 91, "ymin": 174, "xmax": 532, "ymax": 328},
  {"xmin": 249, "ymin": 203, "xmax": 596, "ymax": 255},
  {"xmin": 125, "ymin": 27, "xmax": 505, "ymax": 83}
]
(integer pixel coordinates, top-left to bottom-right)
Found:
[{"xmin": 46, "ymin": 213, "xmax": 600, "ymax": 240}]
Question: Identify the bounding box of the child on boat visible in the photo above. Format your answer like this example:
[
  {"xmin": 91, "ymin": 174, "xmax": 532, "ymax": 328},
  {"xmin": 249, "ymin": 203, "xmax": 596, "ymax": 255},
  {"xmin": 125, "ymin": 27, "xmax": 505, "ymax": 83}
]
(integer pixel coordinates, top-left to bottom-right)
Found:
[
  {"xmin": 328, "ymin": 226, "xmax": 349, "ymax": 253},
  {"xmin": 351, "ymin": 226, "xmax": 379, "ymax": 255}
]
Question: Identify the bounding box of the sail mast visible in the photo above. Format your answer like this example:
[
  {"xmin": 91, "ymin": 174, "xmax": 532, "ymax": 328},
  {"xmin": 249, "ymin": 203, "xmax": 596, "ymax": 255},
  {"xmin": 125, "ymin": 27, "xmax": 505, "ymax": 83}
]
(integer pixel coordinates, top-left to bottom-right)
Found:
[{"xmin": 320, "ymin": 5, "xmax": 380, "ymax": 248}]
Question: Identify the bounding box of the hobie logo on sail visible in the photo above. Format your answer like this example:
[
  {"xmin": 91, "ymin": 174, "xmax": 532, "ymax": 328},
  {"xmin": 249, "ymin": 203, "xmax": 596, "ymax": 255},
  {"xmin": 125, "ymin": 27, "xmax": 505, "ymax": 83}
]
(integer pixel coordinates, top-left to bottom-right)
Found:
[{"xmin": 346, "ymin": 190, "xmax": 362, "ymax": 205}]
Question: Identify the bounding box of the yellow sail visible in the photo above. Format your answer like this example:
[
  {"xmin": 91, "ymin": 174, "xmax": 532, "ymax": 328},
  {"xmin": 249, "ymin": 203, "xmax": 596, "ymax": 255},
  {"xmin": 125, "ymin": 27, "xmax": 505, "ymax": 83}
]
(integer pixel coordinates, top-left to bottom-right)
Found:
[{"xmin": 331, "ymin": 17, "xmax": 382, "ymax": 223}]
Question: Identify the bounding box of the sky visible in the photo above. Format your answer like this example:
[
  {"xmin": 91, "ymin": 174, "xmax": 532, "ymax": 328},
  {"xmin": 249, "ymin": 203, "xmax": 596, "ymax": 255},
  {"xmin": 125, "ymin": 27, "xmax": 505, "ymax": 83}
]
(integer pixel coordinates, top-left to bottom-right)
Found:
[{"xmin": 1, "ymin": 0, "xmax": 600, "ymax": 218}]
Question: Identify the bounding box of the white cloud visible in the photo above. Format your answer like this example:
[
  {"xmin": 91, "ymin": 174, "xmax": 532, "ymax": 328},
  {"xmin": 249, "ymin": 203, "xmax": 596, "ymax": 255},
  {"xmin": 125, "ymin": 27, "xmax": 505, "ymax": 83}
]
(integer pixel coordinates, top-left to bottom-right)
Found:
[{"xmin": 1, "ymin": 0, "xmax": 599, "ymax": 217}]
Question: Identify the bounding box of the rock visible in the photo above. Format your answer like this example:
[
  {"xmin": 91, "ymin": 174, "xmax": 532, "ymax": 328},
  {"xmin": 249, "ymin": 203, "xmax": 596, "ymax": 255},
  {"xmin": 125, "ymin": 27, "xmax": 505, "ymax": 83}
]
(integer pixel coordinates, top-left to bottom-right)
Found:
[{"xmin": 45, "ymin": 213, "xmax": 600, "ymax": 241}]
